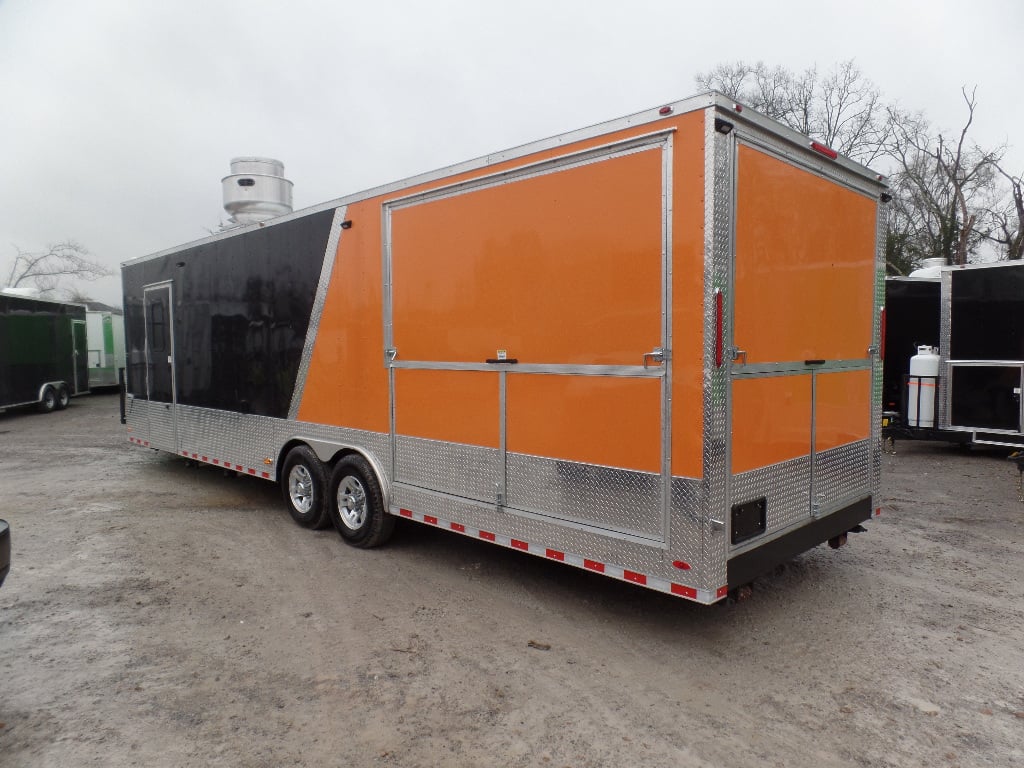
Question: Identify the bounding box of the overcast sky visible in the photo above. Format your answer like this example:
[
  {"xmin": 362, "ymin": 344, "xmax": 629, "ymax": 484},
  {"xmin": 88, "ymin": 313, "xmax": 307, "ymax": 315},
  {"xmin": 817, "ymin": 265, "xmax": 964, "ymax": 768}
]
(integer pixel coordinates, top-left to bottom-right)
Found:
[{"xmin": 1, "ymin": 0, "xmax": 1021, "ymax": 306}]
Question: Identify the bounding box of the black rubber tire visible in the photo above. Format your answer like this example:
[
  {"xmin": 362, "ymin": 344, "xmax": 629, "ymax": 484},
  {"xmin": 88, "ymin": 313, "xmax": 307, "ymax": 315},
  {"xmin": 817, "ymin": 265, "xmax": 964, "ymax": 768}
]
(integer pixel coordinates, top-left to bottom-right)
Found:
[
  {"xmin": 280, "ymin": 446, "xmax": 330, "ymax": 529},
  {"xmin": 327, "ymin": 455, "xmax": 394, "ymax": 548},
  {"xmin": 37, "ymin": 386, "xmax": 57, "ymax": 414},
  {"xmin": 55, "ymin": 385, "xmax": 70, "ymax": 411}
]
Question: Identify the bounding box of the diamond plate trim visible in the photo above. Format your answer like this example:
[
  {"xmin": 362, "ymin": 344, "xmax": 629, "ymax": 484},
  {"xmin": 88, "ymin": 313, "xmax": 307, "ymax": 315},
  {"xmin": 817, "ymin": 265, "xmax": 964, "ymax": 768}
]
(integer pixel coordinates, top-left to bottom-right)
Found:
[
  {"xmin": 506, "ymin": 453, "xmax": 663, "ymax": 540},
  {"xmin": 938, "ymin": 268, "xmax": 953, "ymax": 429},
  {"xmin": 670, "ymin": 476, "xmax": 703, "ymax": 572},
  {"xmin": 731, "ymin": 454, "xmax": 812, "ymax": 539},
  {"xmin": 871, "ymin": 203, "xmax": 885, "ymax": 498},
  {"xmin": 702, "ymin": 106, "xmax": 733, "ymax": 593},
  {"xmin": 814, "ymin": 440, "xmax": 872, "ymax": 513},
  {"xmin": 395, "ymin": 435, "xmax": 497, "ymax": 503},
  {"xmin": 390, "ymin": 482, "xmax": 705, "ymax": 590}
]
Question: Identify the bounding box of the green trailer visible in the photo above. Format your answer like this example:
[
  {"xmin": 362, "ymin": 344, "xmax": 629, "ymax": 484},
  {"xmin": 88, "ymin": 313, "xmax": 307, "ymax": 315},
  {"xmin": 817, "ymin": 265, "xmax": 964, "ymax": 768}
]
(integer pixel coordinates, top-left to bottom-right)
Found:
[
  {"xmin": 0, "ymin": 291, "xmax": 89, "ymax": 413},
  {"xmin": 85, "ymin": 307, "xmax": 125, "ymax": 389}
]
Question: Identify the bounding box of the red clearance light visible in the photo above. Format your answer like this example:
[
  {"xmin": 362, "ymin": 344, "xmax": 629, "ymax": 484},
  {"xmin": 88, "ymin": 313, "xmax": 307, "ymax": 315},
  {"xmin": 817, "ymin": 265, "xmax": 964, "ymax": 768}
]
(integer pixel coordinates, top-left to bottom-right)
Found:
[
  {"xmin": 733, "ymin": 103, "xmax": 743, "ymax": 113},
  {"xmin": 659, "ymin": 106, "xmax": 673, "ymax": 116},
  {"xmin": 672, "ymin": 560, "xmax": 692, "ymax": 571},
  {"xmin": 879, "ymin": 307, "xmax": 886, "ymax": 361},
  {"xmin": 810, "ymin": 141, "xmax": 839, "ymax": 160},
  {"xmin": 714, "ymin": 289, "xmax": 724, "ymax": 368},
  {"xmin": 875, "ymin": 507, "xmax": 882, "ymax": 517}
]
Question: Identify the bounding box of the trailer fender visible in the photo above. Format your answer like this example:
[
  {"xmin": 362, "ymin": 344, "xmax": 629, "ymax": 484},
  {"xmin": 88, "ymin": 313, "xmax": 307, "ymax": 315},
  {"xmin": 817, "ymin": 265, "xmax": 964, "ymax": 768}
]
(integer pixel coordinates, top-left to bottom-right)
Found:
[
  {"xmin": 37, "ymin": 381, "xmax": 68, "ymax": 404},
  {"xmin": 279, "ymin": 438, "xmax": 391, "ymax": 513}
]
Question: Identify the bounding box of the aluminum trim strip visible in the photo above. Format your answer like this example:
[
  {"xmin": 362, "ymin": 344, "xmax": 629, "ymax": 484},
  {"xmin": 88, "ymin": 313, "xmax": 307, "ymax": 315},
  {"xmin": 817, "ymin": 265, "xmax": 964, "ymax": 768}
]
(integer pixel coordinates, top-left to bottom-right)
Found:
[
  {"xmin": 385, "ymin": 129, "xmax": 676, "ymax": 210},
  {"xmin": 732, "ymin": 358, "xmax": 872, "ymax": 377},
  {"xmin": 388, "ymin": 361, "xmax": 664, "ymax": 377}
]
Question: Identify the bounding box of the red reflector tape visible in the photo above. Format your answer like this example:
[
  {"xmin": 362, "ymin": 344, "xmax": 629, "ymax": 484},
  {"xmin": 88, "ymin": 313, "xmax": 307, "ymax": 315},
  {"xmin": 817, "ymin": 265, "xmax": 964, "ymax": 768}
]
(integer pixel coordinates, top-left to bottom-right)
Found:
[
  {"xmin": 875, "ymin": 507, "xmax": 882, "ymax": 516},
  {"xmin": 623, "ymin": 570, "xmax": 646, "ymax": 585},
  {"xmin": 192, "ymin": 453, "xmax": 198, "ymax": 459},
  {"xmin": 583, "ymin": 559, "xmax": 605, "ymax": 573},
  {"xmin": 399, "ymin": 509, "xmax": 413, "ymax": 518},
  {"xmin": 261, "ymin": 472, "xmax": 270, "ymax": 479},
  {"xmin": 235, "ymin": 464, "xmax": 243, "ymax": 471},
  {"xmin": 201, "ymin": 456, "xmax": 208, "ymax": 462},
  {"xmin": 716, "ymin": 586, "xmax": 730, "ymax": 599},
  {"xmin": 213, "ymin": 459, "xmax": 220, "ymax": 465},
  {"xmin": 450, "ymin": 522, "xmax": 465, "ymax": 533},
  {"xmin": 247, "ymin": 468, "xmax": 256, "ymax": 475},
  {"xmin": 546, "ymin": 549, "xmax": 565, "ymax": 561},
  {"xmin": 479, "ymin": 531, "xmax": 496, "ymax": 542},
  {"xmin": 511, "ymin": 539, "xmax": 528, "ymax": 551},
  {"xmin": 671, "ymin": 584, "xmax": 697, "ymax": 599},
  {"xmin": 423, "ymin": 515, "xmax": 438, "ymax": 525}
]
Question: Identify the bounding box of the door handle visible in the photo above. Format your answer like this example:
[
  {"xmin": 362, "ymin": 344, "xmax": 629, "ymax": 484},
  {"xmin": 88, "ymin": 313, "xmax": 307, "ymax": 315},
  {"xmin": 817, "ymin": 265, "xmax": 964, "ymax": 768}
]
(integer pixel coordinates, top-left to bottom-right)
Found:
[{"xmin": 643, "ymin": 348, "xmax": 665, "ymax": 369}]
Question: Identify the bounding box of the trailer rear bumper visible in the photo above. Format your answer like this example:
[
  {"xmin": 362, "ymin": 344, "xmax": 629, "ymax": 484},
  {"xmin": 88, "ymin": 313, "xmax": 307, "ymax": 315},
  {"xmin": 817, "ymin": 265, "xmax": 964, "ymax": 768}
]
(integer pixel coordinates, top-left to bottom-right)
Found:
[{"xmin": 726, "ymin": 497, "xmax": 873, "ymax": 588}]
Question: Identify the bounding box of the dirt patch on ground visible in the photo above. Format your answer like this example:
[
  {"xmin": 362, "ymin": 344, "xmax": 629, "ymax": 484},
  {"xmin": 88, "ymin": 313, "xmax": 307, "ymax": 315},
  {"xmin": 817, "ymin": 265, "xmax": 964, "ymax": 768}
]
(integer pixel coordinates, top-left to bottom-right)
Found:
[{"xmin": 1, "ymin": 394, "xmax": 1022, "ymax": 766}]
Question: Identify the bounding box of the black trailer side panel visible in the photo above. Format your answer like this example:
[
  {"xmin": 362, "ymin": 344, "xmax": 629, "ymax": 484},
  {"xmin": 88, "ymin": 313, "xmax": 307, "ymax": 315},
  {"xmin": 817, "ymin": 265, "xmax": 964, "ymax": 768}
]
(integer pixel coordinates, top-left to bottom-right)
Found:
[
  {"xmin": 123, "ymin": 209, "xmax": 335, "ymax": 419},
  {"xmin": 882, "ymin": 278, "xmax": 940, "ymax": 411},
  {"xmin": 0, "ymin": 294, "xmax": 86, "ymax": 408},
  {"xmin": 950, "ymin": 266, "xmax": 1024, "ymax": 359}
]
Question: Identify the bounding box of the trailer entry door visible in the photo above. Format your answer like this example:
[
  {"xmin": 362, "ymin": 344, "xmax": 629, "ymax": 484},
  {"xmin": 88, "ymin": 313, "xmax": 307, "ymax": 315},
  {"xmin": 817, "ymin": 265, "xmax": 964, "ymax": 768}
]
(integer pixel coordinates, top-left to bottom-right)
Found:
[
  {"xmin": 386, "ymin": 133, "xmax": 672, "ymax": 542},
  {"xmin": 71, "ymin": 319, "xmax": 88, "ymax": 394},
  {"xmin": 729, "ymin": 144, "xmax": 876, "ymax": 543},
  {"xmin": 142, "ymin": 283, "xmax": 177, "ymax": 448}
]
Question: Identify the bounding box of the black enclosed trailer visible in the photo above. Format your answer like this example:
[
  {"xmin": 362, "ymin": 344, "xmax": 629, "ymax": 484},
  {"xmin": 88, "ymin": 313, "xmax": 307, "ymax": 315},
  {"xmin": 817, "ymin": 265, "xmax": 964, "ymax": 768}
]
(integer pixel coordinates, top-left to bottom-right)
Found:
[
  {"xmin": 883, "ymin": 262, "xmax": 1024, "ymax": 448},
  {"xmin": 0, "ymin": 291, "xmax": 89, "ymax": 413},
  {"xmin": 882, "ymin": 277, "xmax": 941, "ymax": 415}
]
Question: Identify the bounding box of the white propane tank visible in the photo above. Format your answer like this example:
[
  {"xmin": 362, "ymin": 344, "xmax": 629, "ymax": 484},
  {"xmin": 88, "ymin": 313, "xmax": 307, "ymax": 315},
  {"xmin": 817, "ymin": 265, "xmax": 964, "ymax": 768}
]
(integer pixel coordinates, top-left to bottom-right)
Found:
[{"xmin": 907, "ymin": 345, "xmax": 940, "ymax": 428}]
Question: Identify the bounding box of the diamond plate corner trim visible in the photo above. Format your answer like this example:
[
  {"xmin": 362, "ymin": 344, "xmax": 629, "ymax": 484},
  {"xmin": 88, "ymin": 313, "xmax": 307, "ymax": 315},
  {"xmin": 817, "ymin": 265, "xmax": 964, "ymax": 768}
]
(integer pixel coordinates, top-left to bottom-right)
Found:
[
  {"xmin": 700, "ymin": 106, "xmax": 734, "ymax": 593},
  {"xmin": 938, "ymin": 268, "xmax": 953, "ymax": 430},
  {"xmin": 288, "ymin": 205, "xmax": 347, "ymax": 420},
  {"xmin": 871, "ymin": 201, "xmax": 886, "ymax": 497}
]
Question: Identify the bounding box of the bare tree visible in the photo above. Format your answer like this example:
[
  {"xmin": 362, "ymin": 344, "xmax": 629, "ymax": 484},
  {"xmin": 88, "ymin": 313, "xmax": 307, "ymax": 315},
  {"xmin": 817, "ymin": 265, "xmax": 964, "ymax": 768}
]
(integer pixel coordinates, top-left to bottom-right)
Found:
[
  {"xmin": 695, "ymin": 60, "xmax": 892, "ymax": 165},
  {"xmin": 986, "ymin": 163, "xmax": 1024, "ymax": 260},
  {"xmin": 887, "ymin": 88, "xmax": 1002, "ymax": 266},
  {"xmin": 3, "ymin": 241, "xmax": 111, "ymax": 297}
]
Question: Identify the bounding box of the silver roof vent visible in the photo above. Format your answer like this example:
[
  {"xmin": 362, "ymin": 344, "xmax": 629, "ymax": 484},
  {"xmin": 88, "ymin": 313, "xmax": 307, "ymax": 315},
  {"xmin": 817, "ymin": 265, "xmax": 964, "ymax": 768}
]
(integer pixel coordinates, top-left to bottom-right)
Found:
[{"xmin": 222, "ymin": 157, "xmax": 293, "ymax": 226}]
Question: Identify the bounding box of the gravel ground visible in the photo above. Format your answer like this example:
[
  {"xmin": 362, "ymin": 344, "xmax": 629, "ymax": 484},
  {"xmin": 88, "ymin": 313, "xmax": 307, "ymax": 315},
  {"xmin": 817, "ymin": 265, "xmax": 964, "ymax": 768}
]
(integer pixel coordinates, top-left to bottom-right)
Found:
[{"xmin": 1, "ymin": 393, "xmax": 1022, "ymax": 767}]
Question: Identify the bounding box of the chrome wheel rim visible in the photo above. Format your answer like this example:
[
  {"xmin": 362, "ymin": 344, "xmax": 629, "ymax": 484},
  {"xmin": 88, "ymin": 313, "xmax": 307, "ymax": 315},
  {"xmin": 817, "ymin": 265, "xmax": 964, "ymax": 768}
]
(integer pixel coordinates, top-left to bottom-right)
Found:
[
  {"xmin": 288, "ymin": 465, "xmax": 314, "ymax": 514},
  {"xmin": 336, "ymin": 475, "xmax": 367, "ymax": 530}
]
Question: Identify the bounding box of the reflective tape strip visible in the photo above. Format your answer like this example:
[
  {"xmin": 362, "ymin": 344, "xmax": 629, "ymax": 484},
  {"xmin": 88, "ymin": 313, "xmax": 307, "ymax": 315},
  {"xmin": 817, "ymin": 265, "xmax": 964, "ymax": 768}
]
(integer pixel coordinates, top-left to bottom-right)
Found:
[
  {"xmin": 172, "ymin": 447, "xmax": 272, "ymax": 480},
  {"xmin": 395, "ymin": 507, "xmax": 708, "ymax": 603}
]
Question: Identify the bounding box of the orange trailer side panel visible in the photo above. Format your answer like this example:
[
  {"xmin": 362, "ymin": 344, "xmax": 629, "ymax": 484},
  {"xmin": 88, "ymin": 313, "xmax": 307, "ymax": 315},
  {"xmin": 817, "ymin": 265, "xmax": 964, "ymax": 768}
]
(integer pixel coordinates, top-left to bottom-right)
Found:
[
  {"xmin": 731, "ymin": 374, "xmax": 813, "ymax": 474},
  {"xmin": 390, "ymin": 148, "xmax": 663, "ymax": 366},
  {"xmin": 506, "ymin": 375, "xmax": 661, "ymax": 474},
  {"xmin": 394, "ymin": 369, "xmax": 499, "ymax": 448},
  {"xmin": 734, "ymin": 146, "xmax": 876, "ymax": 364},
  {"xmin": 814, "ymin": 369, "xmax": 871, "ymax": 452},
  {"xmin": 669, "ymin": 111, "xmax": 706, "ymax": 478},
  {"xmin": 296, "ymin": 199, "xmax": 389, "ymax": 432}
]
